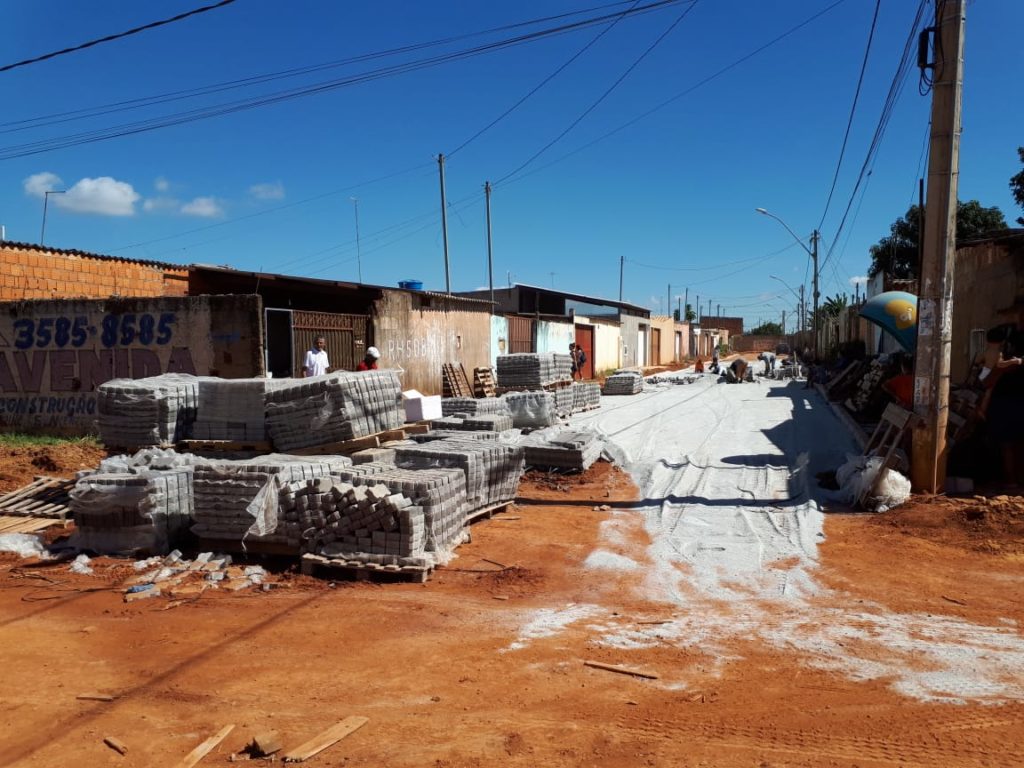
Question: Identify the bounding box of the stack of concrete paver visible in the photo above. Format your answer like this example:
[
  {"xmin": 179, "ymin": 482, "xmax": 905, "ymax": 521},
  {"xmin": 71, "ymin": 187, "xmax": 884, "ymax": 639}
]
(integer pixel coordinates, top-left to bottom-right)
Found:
[
  {"xmin": 396, "ymin": 439, "xmax": 524, "ymax": 510},
  {"xmin": 69, "ymin": 467, "xmax": 195, "ymax": 554},
  {"xmin": 571, "ymin": 381, "xmax": 602, "ymax": 412},
  {"xmin": 192, "ymin": 378, "xmax": 267, "ymax": 442},
  {"xmin": 441, "ymin": 397, "xmax": 511, "ymax": 417},
  {"xmin": 278, "ymin": 478, "xmax": 426, "ymax": 564},
  {"xmin": 430, "ymin": 413, "xmax": 514, "ymax": 433},
  {"xmin": 553, "ymin": 386, "xmax": 574, "ymax": 418},
  {"xmin": 409, "ymin": 430, "xmax": 499, "ymax": 443},
  {"xmin": 521, "ymin": 427, "xmax": 603, "ymax": 472},
  {"xmin": 331, "ymin": 462, "xmax": 469, "ymax": 559},
  {"xmin": 496, "ymin": 352, "xmax": 572, "ymax": 389},
  {"xmin": 190, "ymin": 454, "xmax": 351, "ymax": 546},
  {"xmin": 602, "ymin": 371, "xmax": 644, "ymax": 395},
  {"xmin": 97, "ymin": 374, "xmax": 199, "ymax": 448},
  {"xmin": 264, "ymin": 370, "xmax": 404, "ymax": 452},
  {"xmin": 502, "ymin": 391, "xmax": 561, "ymax": 428}
]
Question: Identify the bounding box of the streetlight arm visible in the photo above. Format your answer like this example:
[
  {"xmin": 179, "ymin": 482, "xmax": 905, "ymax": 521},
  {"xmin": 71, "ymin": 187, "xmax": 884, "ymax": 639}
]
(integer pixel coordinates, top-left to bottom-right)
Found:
[
  {"xmin": 769, "ymin": 275, "xmax": 802, "ymax": 303},
  {"xmin": 756, "ymin": 208, "xmax": 814, "ymax": 258}
]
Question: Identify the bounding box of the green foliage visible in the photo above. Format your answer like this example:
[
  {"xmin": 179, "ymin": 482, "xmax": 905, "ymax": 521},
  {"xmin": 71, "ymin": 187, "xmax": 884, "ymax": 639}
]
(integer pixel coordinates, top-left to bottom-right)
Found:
[
  {"xmin": 868, "ymin": 200, "xmax": 1008, "ymax": 278},
  {"xmin": 749, "ymin": 321, "xmax": 783, "ymax": 336},
  {"xmin": 684, "ymin": 303, "xmax": 697, "ymax": 322},
  {"xmin": 1011, "ymin": 147, "xmax": 1024, "ymax": 226},
  {"xmin": 0, "ymin": 432, "xmax": 100, "ymax": 448}
]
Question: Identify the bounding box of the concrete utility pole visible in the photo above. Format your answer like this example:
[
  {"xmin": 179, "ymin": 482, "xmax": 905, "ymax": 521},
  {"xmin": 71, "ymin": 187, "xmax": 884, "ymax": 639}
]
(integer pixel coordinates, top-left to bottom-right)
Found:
[
  {"xmin": 811, "ymin": 230, "xmax": 820, "ymax": 359},
  {"xmin": 618, "ymin": 256, "xmax": 624, "ymax": 301},
  {"xmin": 782, "ymin": 309, "xmax": 786, "ymax": 334},
  {"xmin": 667, "ymin": 284, "xmax": 671, "ymax": 318},
  {"xmin": 708, "ymin": 298, "xmax": 712, "ymax": 318},
  {"xmin": 799, "ymin": 284, "xmax": 805, "ymax": 338},
  {"xmin": 41, "ymin": 189, "xmax": 66, "ymax": 245},
  {"xmin": 350, "ymin": 197, "xmax": 363, "ymax": 283},
  {"xmin": 696, "ymin": 295, "xmax": 700, "ymax": 322},
  {"xmin": 684, "ymin": 287, "xmax": 689, "ymax": 320},
  {"xmin": 438, "ymin": 154, "xmax": 451, "ymax": 294},
  {"xmin": 912, "ymin": 0, "xmax": 966, "ymax": 493},
  {"xmin": 484, "ymin": 181, "xmax": 494, "ymax": 305}
]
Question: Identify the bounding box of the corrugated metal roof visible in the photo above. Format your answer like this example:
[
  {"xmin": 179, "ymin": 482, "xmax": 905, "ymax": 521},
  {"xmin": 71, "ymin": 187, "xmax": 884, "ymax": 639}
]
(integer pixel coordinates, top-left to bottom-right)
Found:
[
  {"xmin": 0, "ymin": 240, "xmax": 187, "ymax": 271},
  {"xmin": 191, "ymin": 265, "xmax": 494, "ymax": 305},
  {"xmin": 509, "ymin": 282, "xmax": 650, "ymax": 314}
]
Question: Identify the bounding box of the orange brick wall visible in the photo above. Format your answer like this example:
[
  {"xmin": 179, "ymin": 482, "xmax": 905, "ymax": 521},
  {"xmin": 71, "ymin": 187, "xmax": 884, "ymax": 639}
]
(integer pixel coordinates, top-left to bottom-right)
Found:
[{"xmin": 0, "ymin": 244, "xmax": 188, "ymax": 301}]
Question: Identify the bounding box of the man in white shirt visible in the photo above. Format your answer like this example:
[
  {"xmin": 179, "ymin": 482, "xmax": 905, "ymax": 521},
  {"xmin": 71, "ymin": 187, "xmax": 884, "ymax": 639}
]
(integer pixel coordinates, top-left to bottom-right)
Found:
[{"xmin": 303, "ymin": 336, "xmax": 330, "ymax": 377}]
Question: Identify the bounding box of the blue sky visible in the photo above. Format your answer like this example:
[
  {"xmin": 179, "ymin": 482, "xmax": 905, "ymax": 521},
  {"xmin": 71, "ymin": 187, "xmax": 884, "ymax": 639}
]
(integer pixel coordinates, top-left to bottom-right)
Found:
[{"xmin": 3, "ymin": 0, "xmax": 1022, "ymax": 329}]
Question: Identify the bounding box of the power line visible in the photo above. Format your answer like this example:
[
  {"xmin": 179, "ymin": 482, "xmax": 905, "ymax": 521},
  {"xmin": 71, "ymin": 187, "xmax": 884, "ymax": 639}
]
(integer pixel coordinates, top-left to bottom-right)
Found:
[
  {"xmin": 819, "ymin": 0, "xmax": 928, "ymax": 276},
  {"xmin": 494, "ymin": 0, "xmax": 848, "ymax": 189},
  {"xmin": 494, "ymin": 0, "xmax": 700, "ymax": 185},
  {"xmin": 817, "ymin": 0, "xmax": 881, "ymax": 231},
  {"xmin": 627, "ymin": 252, "xmax": 779, "ymax": 272},
  {"xmin": 447, "ymin": 1, "xmax": 641, "ymax": 157},
  {"xmin": 0, "ymin": 0, "xmax": 238, "ymax": 74},
  {"xmin": 0, "ymin": 1, "xmax": 685, "ymax": 159},
  {"xmin": 1, "ymin": 1, "xmax": 640, "ymax": 133}
]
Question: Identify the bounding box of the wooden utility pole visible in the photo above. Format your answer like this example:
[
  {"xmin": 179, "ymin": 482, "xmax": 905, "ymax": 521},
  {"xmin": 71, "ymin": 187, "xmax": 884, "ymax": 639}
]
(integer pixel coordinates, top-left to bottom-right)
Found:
[
  {"xmin": 484, "ymin": 181, "xmax": 494, "ymax": 305},
  {"xmin": 438, "ymin": 154, "xmax": 451, "ymax": 294},
  {"xmin": 811, "ymin": 230, "xmax": 820, "ymax": 358},
  {"xmin": 911, "ymin": 0, "xmax": 965, "ymax": 493}
]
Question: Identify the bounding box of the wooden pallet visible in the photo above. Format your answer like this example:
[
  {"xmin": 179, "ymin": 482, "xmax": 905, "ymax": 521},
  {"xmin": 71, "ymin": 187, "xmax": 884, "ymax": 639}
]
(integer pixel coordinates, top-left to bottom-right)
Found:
[
  {"xmin": 0, "ymin": 514, "xmax": 67, "ymax": 534},
  {"xmin": 178, "ymin": 439, "xmax": 273, "ymax": 453},
  {"xmin": 473, "ymin": 367, "xmax": 497, "ymax": 398},
  {"xmin": 0, "ymin": 476, "xmax": 74, "ymax": 519},
  {"xmin": 466, "ymin": 500, "xmax": 514, "ymax": 524},
  {"xmin": 288, "ymin": 428, "xmax": 408, "ymax": 456},
  {"xmin": 300, "ymin": 553, "xmax": 432, "ymax": 583},
  {"xmin": 442, "ymin": 363, "xmax": 473, "ymax": 398}
]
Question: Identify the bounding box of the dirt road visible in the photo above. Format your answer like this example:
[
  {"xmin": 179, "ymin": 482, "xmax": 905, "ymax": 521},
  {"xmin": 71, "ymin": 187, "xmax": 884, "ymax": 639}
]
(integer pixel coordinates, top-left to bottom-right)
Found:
[{"xmin": 1, "ymin": 377, "xmax": 1023, "ymax": 767}]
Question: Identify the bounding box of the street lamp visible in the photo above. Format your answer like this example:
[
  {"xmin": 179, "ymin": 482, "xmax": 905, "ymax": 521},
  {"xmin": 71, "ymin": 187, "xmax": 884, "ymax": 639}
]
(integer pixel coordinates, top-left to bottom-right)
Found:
[
  {"xmin": 41, "ymin": 189, "xmax": 66, "ymax": 245},
  {"xmin": 757, "ymin": 207, "xmax": 820, "ymax": 358}
]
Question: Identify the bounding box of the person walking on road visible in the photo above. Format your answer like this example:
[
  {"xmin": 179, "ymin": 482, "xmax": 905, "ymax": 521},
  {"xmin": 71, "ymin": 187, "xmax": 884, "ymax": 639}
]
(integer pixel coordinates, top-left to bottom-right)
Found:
[{"xmin": 303, "ymin": 335, "xmax": 331, "ymax": 377}]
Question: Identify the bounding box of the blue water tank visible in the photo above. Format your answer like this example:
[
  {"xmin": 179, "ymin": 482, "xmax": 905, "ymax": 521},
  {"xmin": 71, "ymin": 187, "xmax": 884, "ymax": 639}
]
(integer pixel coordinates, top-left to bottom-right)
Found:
[{"xmin": 398, "ymin": 280, "xmax": 424, "ymax": 291}]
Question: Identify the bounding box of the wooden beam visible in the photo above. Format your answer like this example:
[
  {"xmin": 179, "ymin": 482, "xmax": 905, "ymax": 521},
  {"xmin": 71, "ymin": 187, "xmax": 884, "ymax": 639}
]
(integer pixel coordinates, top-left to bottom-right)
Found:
[
  {"xmin": 170, "ymin": 724, "xmax": 234, "ymax": 768},
  {"xmin": 583, "ymin": 660, "xmax": 659, "ymax": 680},
  {"xmin": 281, "ymin": 716, "xmax": 368, "ymax": 763}
]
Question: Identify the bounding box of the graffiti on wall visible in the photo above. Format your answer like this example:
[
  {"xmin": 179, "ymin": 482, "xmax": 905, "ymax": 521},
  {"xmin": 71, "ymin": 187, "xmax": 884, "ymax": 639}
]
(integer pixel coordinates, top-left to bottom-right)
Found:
[
  {"xmin": 384, "ymin": 332, "xmax": 459, "ymax": 362},
  {"xmin": 0, "ymin": 309, "xmax": 196, "ymax": 429}
]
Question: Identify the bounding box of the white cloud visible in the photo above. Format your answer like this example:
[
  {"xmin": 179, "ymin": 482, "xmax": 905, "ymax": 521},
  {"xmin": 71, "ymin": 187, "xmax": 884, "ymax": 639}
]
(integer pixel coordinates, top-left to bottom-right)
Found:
[
  {"xmin": 143, "ymin": 196, "xmax": 180, "ymax": 213},
  {"xmin": 849, "ymin": 275, "xmax": 869, "ymax": 286},
  {"xmin": 23, "ymin": 172, "xmax": 62, "ymax": 198},
  {"xmin": 181, "ymin": 196, "xmax": 224, "ymax": 218},
  {"xmin": 154, "ymin": 176, "xmax": 170, "ymax": 192},
  {"xmin": 59, "ymin": 176, "xmax": 140, "ymax": 216},
  {"xmin": 248, "ymin": 181, "xmax": 284, "ymax": 200}
]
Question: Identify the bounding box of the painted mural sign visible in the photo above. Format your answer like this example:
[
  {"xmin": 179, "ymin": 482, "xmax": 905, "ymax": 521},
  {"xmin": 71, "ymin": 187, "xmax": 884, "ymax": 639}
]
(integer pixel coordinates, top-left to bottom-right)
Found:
[{"xmin": 0, "ymin": 295, "xmax": 261, "ymax": 434}]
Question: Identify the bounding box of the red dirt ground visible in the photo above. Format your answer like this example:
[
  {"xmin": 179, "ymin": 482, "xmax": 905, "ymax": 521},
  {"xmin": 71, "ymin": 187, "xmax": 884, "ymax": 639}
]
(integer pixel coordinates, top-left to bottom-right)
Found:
[
  {"xmin": 0, "ymin": 440, "xmax": 107, "ymax": 493},
  {"xmin": 1, "ymin": 454, "xmax": 1023, "ymax": 767}
]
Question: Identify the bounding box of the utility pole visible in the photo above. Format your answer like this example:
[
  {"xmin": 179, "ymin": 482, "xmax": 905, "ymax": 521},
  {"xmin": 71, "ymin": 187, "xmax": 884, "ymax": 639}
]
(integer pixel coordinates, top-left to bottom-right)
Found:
[
  {"xmin": 677, "ymin": 295, "xmax": 681, "ymax": 320},
  {"xmin": 708, "ymin": 298, "xmax": 712, "ymax": 318},
  {"xmin": 912, "ymin": 0, "xmax": 965, "ymax": 494},
  {"xmin": 667, "ymin": 284, "xmax": 671, "ymax": 318},
  {"xmin": 350, "ymin": 197, "xmax": 363, "ymax": 283},
  {"xmin": 484, "ymin": 181, "xmax": 494, "ymax": 305},
  {"xmin": 684, "ymin": 287, "xmax": 689, "ymax": 321},
  {"xmin": 438, "ymin": 154, "xmax": 451, "ymax": 294},
  {"xmin": 717, "ymin": 303, "xmax": 721, "ymax": 318},
  {"xmin": 782, "ymin": 309, "xmax": 787, "ymax": 334},
  {"xmin": 696, "ymin": 295, "xmax": 700, "ymax": 322},
  {"xmin": 618, "ymin": 256, "xmax": 624, "ymax": 301},
  {"xmin": 811, "ymin": 230, "xmax": 820, "ymax": 359},
  {"xmin": 799, "ymin": 284, "xmax": 805, "ymax": 339},
  {"xmin": 41, "ymin": 189, "xmax": 66, "ymax": 245}
]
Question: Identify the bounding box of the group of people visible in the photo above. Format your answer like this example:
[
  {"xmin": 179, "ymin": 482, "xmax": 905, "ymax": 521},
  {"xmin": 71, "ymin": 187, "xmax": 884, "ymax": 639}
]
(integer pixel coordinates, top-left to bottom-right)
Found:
[{"xmin": 302, "ymin": 336, "xmax": 381, "ymax": 377}]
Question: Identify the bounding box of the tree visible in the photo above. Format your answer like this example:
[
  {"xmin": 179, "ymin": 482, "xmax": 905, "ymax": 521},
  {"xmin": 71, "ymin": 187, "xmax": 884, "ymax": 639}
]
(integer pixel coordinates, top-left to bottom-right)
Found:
[
  {"xmin": 749, "ymin": 321, "xmax": 783, "ymax": 336},
  {"xmin": 684, "ymin": 303, "xmax": 696, "ymax": 322},
  {"xmin": 1011, "ymin": 146, "xmax": 1024, "ymax": 226},
  {"xmin": 868, "ymin": 200, "xmax": 1009, "ymax": 278}
]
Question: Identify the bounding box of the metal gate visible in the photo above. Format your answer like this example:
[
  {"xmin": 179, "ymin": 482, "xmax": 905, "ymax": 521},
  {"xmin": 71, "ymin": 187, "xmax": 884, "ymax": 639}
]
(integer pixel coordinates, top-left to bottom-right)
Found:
[
  {"xmin": 506, "ymin": 315, "xmax": 535, "ymax": 354},
  {"xmin": 290, "ymin": 310, "xmax": 368, "ymax": 375},
  {"xmin": 574, "ymin": 324, "xmax": 595, "ymax": 379}
]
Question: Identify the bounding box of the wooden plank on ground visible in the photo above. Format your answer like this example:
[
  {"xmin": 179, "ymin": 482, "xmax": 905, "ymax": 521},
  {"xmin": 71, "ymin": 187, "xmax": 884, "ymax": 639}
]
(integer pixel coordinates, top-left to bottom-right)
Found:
[
  {"xmin": 169, "ymin": 724, "xmax": 234, "ymax": 768},
  {"xmin": 281, "ymin": 716, "xmax": 368, "ymax": 763},
  {"xmin": 583, "ymin": 660, "xmax": 659, "ymax": 680}
]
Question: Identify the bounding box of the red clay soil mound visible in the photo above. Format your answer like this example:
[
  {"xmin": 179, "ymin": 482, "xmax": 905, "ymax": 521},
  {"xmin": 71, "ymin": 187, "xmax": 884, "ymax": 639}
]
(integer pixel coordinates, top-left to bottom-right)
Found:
[
  {"xmin": 871, "ymin": 494, "xmax": 1024, "ymax": 555},
  {"xmin": 0, "ymin": 441, "xmax": 107, "ymax": 493},
  {"xmin": 518, "ymin": 462, "xmax": 638, "ymax": 503}
]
